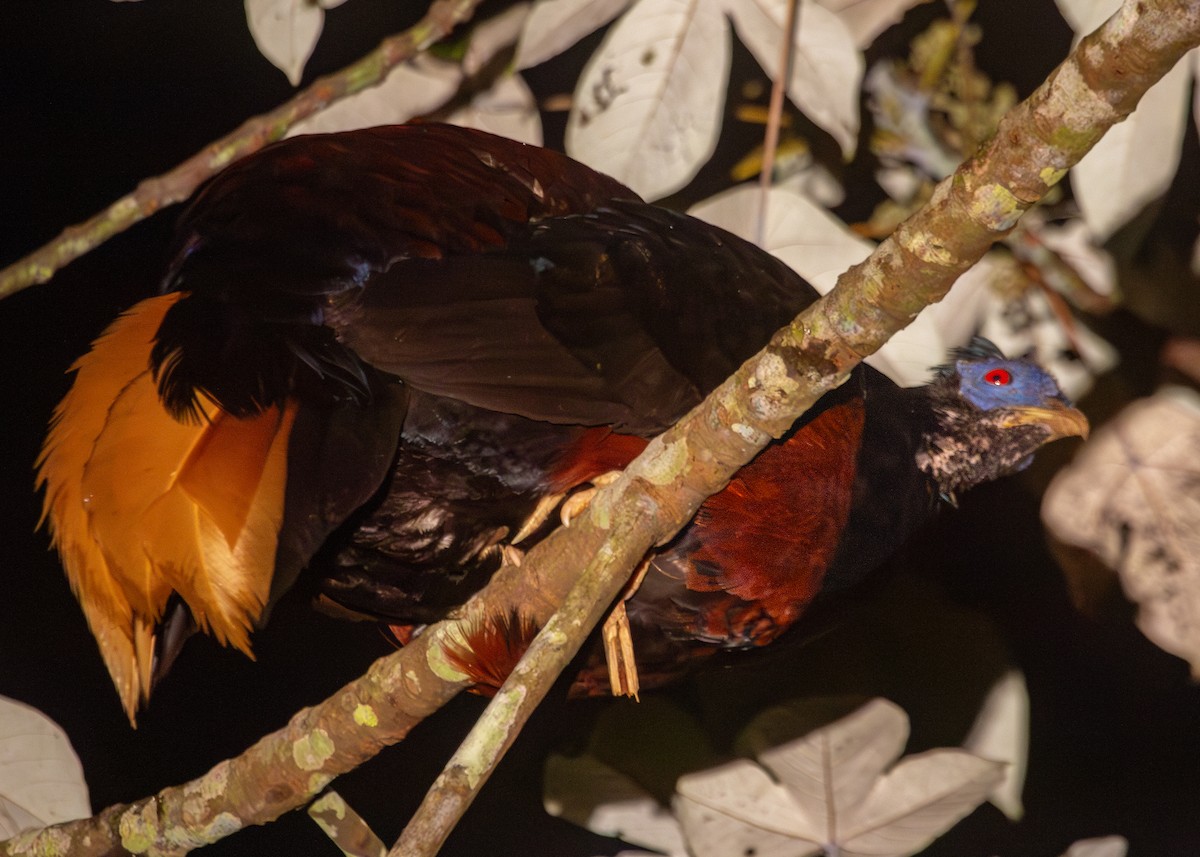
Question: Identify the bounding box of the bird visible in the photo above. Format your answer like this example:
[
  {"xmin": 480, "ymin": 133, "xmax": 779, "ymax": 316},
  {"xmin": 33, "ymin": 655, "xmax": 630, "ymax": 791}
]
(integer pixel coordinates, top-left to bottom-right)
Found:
[{"xmin": 35, "ymin": 123, "xmax": 1088, "ymax": 724}]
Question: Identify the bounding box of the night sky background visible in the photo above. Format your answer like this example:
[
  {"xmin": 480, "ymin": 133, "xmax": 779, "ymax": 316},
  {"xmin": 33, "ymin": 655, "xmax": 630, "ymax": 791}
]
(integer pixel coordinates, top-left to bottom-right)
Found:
[{"xmin": 2, "ymin": 2, "xmax": 1199, "ymax": 855}]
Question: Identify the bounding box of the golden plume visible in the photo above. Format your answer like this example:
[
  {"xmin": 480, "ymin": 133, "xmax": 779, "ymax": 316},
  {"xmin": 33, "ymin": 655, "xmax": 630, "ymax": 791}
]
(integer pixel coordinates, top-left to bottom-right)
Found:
[{"xmin": 37, "ymin": 293, "xmax": 296, "ymax": 724}]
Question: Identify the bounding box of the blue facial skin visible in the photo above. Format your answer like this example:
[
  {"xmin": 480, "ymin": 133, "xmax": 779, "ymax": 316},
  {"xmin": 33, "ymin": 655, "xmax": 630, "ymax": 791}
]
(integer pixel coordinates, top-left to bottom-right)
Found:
[{"xmin": 955, "ymin": 357, "xmax": 1070, "ymax": 413}]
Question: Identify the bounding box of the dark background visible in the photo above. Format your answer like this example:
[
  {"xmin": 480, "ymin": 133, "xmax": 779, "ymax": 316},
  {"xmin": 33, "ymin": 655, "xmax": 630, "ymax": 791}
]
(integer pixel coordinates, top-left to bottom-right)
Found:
[{"xmin": 1, "ymin": 2, "xmax": 1198, "ymax": 855}]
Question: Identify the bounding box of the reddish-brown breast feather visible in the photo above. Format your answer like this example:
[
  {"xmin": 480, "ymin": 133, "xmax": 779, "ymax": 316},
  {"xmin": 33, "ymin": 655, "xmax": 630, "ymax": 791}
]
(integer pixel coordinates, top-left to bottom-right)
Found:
[
  {"xmin": 685, "ymin": 398, "xmax": 867, "ymax": 636},
  {"xmin": 546, "ymin": 427, "xmax": 649, "ymax": 494}
]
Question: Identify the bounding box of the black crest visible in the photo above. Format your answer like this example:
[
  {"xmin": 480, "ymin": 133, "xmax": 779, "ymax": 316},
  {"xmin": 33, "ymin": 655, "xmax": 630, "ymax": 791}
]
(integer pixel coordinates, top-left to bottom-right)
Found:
[{"xmin": 932, "ymin": 336, "xmax": 1007, "ymax": 380}]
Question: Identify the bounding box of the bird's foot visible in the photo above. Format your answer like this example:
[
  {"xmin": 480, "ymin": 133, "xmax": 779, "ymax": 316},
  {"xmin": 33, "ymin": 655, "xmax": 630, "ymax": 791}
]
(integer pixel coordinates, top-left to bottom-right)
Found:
[
  {"xmin": 513, "ymin": 491, "xmax": 566, "ymax": 544},
  {"xmin": 515, "ymin": 471, "xmax": 624, "ymax": 544},
  {"xmin": 561, "ymin": 470, "xmax": 623, "ymax": 527},
  {"xmin": 601, "ymin": 558, "xmax": 650, "ymax": 700}
]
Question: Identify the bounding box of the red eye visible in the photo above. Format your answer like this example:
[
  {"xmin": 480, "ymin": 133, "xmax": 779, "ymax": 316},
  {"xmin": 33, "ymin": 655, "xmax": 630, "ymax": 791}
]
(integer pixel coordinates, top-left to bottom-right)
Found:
[{"xmin": 984, "ymin": 367, "xmax": 1012, "ymax": 386}]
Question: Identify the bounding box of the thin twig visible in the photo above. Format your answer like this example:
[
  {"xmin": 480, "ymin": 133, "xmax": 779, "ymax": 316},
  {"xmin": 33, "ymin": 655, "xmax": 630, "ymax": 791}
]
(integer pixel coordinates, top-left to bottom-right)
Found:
[
  {"xmin": 0, "ymin": 0, "xmax": 485, "ymax": 301},
  {"xmin": 309, "ymin": 791, "xmax": 387, "ymax": 857},
  {"xmin": 756, "ymin": 0, "xmax": 802, "ymax": 246}
]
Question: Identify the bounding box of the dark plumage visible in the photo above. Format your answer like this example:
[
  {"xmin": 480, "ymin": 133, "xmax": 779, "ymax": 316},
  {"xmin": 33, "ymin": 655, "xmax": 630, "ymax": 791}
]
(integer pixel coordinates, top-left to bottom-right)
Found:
[{"xmin": 36, "ymin": 124, "xmax": 1087, "ymax": 721}]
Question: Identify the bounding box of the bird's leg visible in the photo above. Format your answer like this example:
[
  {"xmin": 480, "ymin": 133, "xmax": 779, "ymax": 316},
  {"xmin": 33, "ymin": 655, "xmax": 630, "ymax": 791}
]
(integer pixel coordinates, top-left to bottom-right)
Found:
[
  {"xmin": 560, "ymin": 470, "xmax": 623, "ymax": 527},
  {"xmin": 514, "ymin": 469, "xmax": 624, "ymax": 544},
  {"xmin": 602, "ymin": 557, "xmax": 650, "ymax": 700}
]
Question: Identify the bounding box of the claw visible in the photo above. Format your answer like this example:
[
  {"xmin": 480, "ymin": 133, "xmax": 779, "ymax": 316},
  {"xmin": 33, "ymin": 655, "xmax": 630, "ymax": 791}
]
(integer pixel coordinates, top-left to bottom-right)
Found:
[
  {"xmin": 513, "ymin": 491, "xmax": 565, "ymax": 544},
  {"xmin": 560, "ymin": 470, "xmax": 622, "ymax": 528},
  {"xmin": 560, "ymin": 489, "xmax": 594, "ymax": 528}
]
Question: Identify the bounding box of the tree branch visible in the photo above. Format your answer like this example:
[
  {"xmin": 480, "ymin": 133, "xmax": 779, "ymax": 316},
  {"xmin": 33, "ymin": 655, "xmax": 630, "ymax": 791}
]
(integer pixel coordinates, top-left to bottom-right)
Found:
[
  {"xmin": 0, "ymin": 0, "xmax": 485, "ymax": 302},
  {"xmin": 394, "ymin": 0, "xmax": 1200, "ymax": 851},
  {"xmin": 3, "ymin": 1, "xmax": 1197, "ymax": 855}
]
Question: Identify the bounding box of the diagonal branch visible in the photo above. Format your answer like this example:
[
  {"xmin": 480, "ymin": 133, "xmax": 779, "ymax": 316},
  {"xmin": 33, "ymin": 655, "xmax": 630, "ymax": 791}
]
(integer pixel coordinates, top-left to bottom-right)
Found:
[
  {"xmin": 3, "ymin": 1, "xmax": 1197, "ymax": 855},
  {"xmin": 0, "ymin": 0, "xmax": 485, "ymax": 302},
  {"xmin": 392, "ymin": 6, "xmax": 1200, "ymax": 851}
]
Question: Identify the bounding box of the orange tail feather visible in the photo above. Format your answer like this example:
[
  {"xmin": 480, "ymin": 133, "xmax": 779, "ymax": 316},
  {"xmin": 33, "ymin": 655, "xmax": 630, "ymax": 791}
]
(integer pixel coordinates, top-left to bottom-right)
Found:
[{"xmin": 37, "ymin": 293, "xmax": 295, "ymax": 724}]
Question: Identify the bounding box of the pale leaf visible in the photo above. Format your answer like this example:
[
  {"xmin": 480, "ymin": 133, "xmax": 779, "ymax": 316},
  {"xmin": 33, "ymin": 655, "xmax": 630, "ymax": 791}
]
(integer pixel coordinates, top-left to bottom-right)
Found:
[
  {"xmin": 962, "ymin": 669, "xmax": 1028, "ymax": 820},
  {"xmin": 754, "ymin": 698, "xmax": 908, "ymax": 828},
  {"xmin": 565, "ymin": 0, "xmax": 731, "ymax": 201},
  {"xmin": 675, "ymin": 699, "xmax": 1001, "ymax": 857},
  {"xmin": 875, "ymin": 164, "xmax": 923, "ymax": 202},
  {"xmin": 544, "ymin": 754, "xmax": 688, "ymax": 856},
  {"xmin": 689, "ymin": 184, "xmax": 868, "ymax": 292},
  {"xmin": 1043, "ymin": 387, "xmax": 1200, "ymax": 673},
  {"xmin": 1070, "ymin": 54, "xmax": 1193, "ymax": 241},
  {"xmin": 727, "ymin": 0, "xmax": 862, "ymax": 157},
  {"xmin": 1029, "ymin": 217, "xmax": 1119, "ymax": 301},
  {"xmin": 675, "ymin": 760, "xmax": 822, "ymax": 854},
  {"xmin": 1063, "ymin": 836, "xmax": 1129, "ymax": 857},
  {"xmin": 286, "ymin": 56, "xmax": 462, "ymax": 137},
  {"xmin": 814, "ymin": 0, "xmax": 931, "ymax": 48},
  {"xmin": 245, "ymin": 0, "xmax": 325, "ymax": 86},
  {"xmin": 515, "ymin": 0, "xmax": 633, "ymax": 70},
  {"xmin": 447, "ymin": 74, "xmax": 544, "ymax": 145},
  {"xmin": 688, "ymin": 184, "xmax": 989, "ymax": 385},
  {"xmin": 1053, "ymin": 0, "xmax": 1117, "ymax": 35},
  {"xmin": 779, "ymin": 162, "xmax": 845, "ymax": 208},
  {"xmin": 463, "ymin": 4, "xmax": 531, "ymax": 76},
  {"xmin": 675, "ymin": 795, "xmax": 821, "ymax": 857},
  {"xmin": 835, "ymin": 749, "xmax": 1004, "ymax": 857},
  {"xmin": 0, "ymin": 696, "xmax": 90, "ymax": 838}
]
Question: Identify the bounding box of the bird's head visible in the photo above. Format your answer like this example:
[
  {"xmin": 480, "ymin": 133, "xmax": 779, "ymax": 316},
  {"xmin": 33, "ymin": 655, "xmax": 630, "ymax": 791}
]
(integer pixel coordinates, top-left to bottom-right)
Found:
[{"xmin": 917, "ymin": 338, "xmax": 1089, "ymax": 497}]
